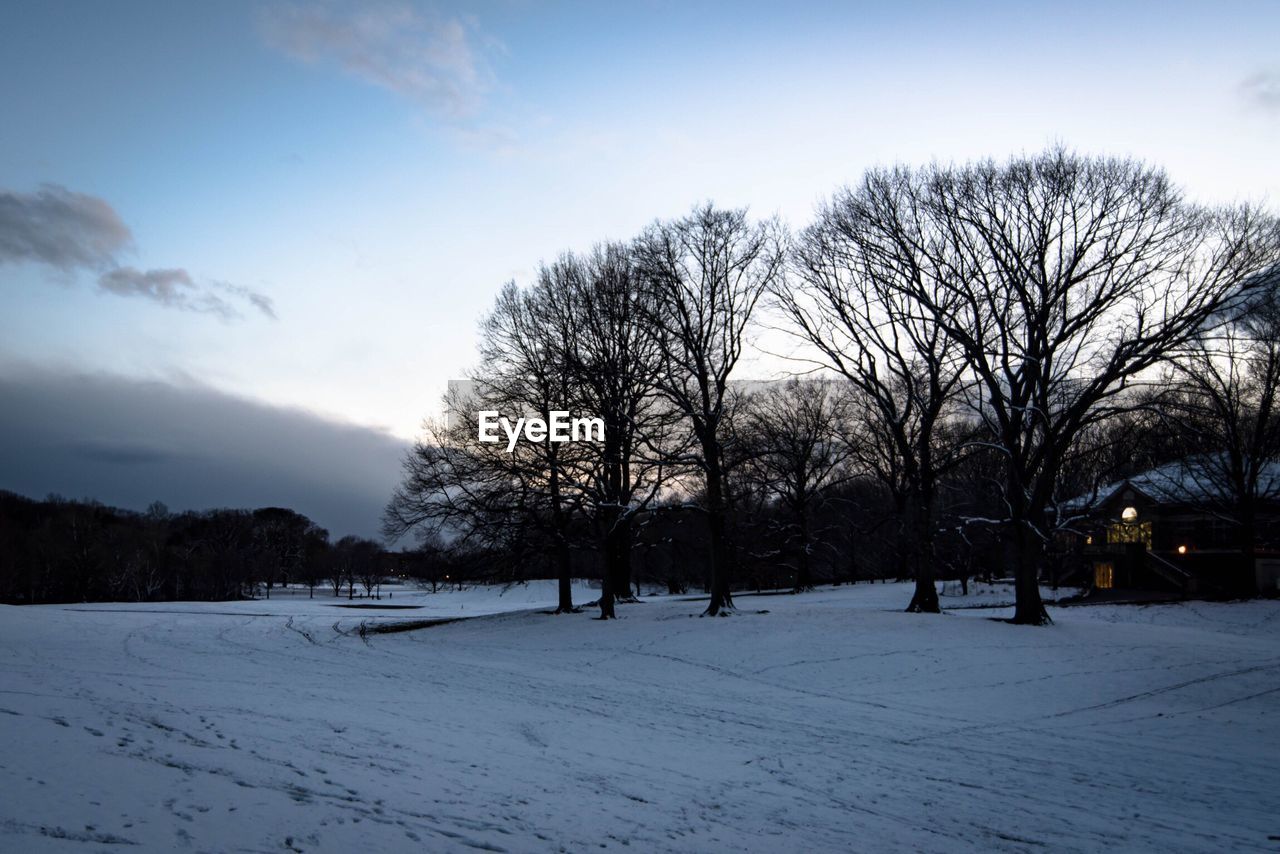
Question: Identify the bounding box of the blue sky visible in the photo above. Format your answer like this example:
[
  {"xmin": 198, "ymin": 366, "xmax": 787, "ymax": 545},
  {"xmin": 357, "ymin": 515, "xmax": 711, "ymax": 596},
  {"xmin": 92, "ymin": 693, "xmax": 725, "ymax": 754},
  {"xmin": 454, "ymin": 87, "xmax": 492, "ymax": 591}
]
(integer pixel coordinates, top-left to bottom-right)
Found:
[{"xmin": 1, "ymin": 0, "xmax": 1278, "ymax": 532}]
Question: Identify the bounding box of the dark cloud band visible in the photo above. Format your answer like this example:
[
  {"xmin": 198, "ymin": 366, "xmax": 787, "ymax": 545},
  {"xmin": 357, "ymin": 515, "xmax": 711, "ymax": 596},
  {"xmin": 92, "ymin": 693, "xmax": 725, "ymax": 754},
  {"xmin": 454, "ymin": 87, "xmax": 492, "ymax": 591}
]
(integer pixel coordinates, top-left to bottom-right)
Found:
[{"xmin": 0, "ymin": 365, "xmax": 404, "ymax": 539}]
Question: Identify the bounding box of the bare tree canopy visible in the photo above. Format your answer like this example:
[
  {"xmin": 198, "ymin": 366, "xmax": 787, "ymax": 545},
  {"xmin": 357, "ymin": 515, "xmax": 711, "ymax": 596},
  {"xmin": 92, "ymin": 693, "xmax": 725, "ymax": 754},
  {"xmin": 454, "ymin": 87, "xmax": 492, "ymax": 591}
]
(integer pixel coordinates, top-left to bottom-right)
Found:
[
  {"xmin": 540, "ymin": 244, "xmax": 674, "ymax": 618},
  {"xmin": 380, "ymin": 150, "xmax": 1280, "ymax": 626},
  {"xmin": 635, "ymin": 204, "xmax": 785, "ymax": 615},
  {"xmin": 736, "ymin": 378, "xmax": 855, "ymax": 592},
  {"xmin": 1160, "ymin": 275, "xmax": 1280, "ymax": 572},
  {"xmin": 846, "ymin": 148, "xmax": 1280, "ymax": 623},
  {"xmin": 779, "ymin": 180, "xmax": 974, "ymax": 613}
]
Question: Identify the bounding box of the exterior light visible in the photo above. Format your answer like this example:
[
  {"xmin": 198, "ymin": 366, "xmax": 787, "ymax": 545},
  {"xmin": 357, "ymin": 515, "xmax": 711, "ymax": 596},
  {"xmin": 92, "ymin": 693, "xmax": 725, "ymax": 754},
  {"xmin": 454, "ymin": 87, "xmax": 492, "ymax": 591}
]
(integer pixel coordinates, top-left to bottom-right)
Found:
[
  {"xmin": 1177, "ymin": 545, "xmax": 1187, "ymax": 555},
  {"xmin": 1086, "ymin": 536, "xmax": 1093, "ymax": 545},
  {"xmin": 1121, "ymin": 506, "xmax": 1138, "ymax": 522}
]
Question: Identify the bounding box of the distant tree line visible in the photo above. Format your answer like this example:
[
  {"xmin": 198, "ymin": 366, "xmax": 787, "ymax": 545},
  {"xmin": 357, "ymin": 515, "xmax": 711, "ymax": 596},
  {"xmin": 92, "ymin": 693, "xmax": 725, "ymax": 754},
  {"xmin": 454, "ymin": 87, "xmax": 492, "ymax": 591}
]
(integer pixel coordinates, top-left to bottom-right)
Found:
[
  {"xmin": 385, "ymin": 148, "xmax": 1280, "ymax": 624},
  {"xmin": 0, "ymin": 494, "xmax": 450, "ymax": 605}
]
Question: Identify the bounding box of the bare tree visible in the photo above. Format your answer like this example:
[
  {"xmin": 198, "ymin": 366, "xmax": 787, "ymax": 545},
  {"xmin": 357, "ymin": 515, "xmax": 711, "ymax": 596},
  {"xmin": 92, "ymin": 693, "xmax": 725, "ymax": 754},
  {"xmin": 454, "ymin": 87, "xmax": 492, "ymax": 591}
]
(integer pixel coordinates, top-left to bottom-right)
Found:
[
  {"xmin": 778, "ymin": 183, "xmax": 972, "ymax": 613},
  {"xmin": 333, "ymin": 536, "xmax": 380, "ymax": 600},
  {"xmin": 1161, "ymin": 274, "xmax": 1280, "ymax": 587},
  {"xmin": 383, "ymin": 385, "xmax": 572, "ymax": 604},
  {"xmin": 736, "ymin": 378, "xmax": 854, "ymax": 592},
  {"xmin": 251, "ymin": 507, "xmax": 322, "ymax": 598},
  {"xmin": 887, "ymin": 148, "xmax": 1280, "ymax": 623},
  {"xmin": 384, "ymin": 272, "xmax": 593, "ymax": 614},
  {"xmin": 327, "ymin": 546, "xmax": 345, "ymax": 597},
  {"xmin": 541, "ymin": 245, "xmax": 674, "ymax": 619},
  {"xmin": 634, "ymin": 204, "xmax": 784, "ymax": 615},
  {"xmin": 301, "ymin": 523, "xmax": 329, "ymax": 599},
  {"xmin": 480, "ymin": 281, "xmax": 588, "ymax": 611}
]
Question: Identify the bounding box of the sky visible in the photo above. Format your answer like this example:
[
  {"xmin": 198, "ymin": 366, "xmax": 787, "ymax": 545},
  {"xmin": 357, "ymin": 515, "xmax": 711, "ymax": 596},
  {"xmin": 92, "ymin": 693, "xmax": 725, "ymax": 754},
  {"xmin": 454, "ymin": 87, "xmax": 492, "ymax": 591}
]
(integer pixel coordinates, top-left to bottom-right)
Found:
[{"xmin": 1, "ymin": 0, "xmax": 1278, "ymax": 537}]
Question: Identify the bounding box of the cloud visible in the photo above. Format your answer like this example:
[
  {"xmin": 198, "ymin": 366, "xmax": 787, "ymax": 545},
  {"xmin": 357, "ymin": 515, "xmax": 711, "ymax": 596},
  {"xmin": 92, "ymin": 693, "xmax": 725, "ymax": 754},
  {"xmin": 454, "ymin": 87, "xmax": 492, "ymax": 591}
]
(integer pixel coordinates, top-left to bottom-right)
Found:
[
  {"xmin": 96, "ymin": 267, "xmax": 276, "ymax": 321},
  {"xmin": 0, "ymin": 184, "xmax": 275, "ymax": 320},
  {"xmin": 0, "ymin": 184, "xmax": 132, "ymax": 271},
  {"xmin": 260, "ymin": 1, "xmax": 493, "ymax": 118},
  {"xmin": 219, "ymin": 282, "xmax": 279, "ymax": 320},
  {"xmin": 0, "ymin": 364, "xmax": 407, "ymax": 538},
  {"xmin": 1240, "ymin": 69, "xmax": 1280, "ymax": 113},
  {"xmin": 99, "ymin": 266, "xmax": 198, "ymax": 304}
]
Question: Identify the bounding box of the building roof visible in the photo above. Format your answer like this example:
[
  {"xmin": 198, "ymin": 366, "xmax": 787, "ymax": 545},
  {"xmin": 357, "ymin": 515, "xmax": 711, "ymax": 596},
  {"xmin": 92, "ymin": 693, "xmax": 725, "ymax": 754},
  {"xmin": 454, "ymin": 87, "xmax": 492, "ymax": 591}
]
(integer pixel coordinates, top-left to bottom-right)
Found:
[{"xmin": 1061, "ymin": 458, "xmax": 1280, "ymax": 514}]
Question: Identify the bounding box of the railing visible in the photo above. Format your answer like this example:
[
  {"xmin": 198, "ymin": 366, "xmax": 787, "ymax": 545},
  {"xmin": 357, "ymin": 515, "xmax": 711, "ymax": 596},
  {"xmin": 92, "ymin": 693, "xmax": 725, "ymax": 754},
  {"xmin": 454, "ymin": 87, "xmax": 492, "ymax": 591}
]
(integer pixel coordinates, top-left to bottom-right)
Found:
[{"xmin": 1145, "ymin": 551, "xmax": 1195, "ymax": 593}]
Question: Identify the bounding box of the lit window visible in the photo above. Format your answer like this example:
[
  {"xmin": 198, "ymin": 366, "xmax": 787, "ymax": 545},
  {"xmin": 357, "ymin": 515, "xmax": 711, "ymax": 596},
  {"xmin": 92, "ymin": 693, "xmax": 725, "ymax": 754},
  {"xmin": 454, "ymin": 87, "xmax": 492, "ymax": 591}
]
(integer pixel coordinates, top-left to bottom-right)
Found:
[
  {"xmin": 1094, "ymin": 563, "xmax": 1114, "ymax": 589},
  {"xmin": 1107, "ymin": 521, "xmax": 1152, "ymax": 548},
  {"xmin": 1121, "ymin": 506, "xmax": 1138, "ymax": 522}
]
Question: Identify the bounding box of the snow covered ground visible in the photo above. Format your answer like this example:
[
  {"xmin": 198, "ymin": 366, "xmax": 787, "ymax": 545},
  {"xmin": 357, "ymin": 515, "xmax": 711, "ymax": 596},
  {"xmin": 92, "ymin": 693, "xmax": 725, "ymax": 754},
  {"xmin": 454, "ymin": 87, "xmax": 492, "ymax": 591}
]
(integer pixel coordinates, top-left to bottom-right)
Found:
[
  {"xmin": 1, "ymin": 583, "xmax": 1277, "ymax": 853},
  {"xmin": 45, "ymin": 578, "xmax": 604, "ymax": 619}
]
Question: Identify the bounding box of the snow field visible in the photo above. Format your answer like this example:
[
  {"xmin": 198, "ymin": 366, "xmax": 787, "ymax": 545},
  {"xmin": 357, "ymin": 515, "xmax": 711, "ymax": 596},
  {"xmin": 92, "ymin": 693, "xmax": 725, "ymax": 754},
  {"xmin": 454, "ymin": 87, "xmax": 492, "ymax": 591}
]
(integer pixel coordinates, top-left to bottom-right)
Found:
[{"xmin": 0, "ymin": 583, "xmax": 1277, "ymax": 852}]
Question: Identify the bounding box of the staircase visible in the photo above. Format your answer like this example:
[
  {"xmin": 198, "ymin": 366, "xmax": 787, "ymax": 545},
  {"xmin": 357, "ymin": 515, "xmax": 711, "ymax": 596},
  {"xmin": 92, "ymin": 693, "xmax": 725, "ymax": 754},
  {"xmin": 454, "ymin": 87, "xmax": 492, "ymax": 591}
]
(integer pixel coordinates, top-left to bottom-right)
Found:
[{"xmin": 1145, "ymin": 551, "xmax": 1196, "ymax": 594}]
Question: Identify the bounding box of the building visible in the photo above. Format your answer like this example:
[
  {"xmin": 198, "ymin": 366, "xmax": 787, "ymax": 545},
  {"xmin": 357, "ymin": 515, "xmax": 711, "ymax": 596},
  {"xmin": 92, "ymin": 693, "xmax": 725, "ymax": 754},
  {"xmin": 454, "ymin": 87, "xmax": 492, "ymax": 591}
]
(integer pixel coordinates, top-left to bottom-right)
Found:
[{"xmin": 1061, "ymin": 461, "xmax": 1280, "ymax": 597}]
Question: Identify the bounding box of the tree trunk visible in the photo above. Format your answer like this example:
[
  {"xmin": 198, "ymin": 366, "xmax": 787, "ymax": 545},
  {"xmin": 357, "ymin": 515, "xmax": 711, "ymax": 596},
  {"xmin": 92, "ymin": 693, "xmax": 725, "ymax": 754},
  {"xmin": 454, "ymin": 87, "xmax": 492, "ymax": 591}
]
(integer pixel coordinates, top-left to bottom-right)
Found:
[
  {"xmin": 1009, "ymin": 520, "xmax": 1050, "ymax": 625},
  {"xmin": 554, "ymin": 537, "xmax": 574, "ymax": 614},
  {"xmin": 611, "ymin": 518, "xmax": 636, "ymax": 603},
  {"xmin": 905, "ymin": 555, "xmax": 940, "ymax": 612},
  {"xmin": 596, "ymin": 508, "xmax": 620, "ymax": 619},
  {"xmin": 793, "ymin": 502, "xmax": 813, "ymax": 593},
  {"xmin": 596, "ymin": 424, "xmax": 628, "ymax": 618},
  {"xmin": 1239, "ymin": 502, "xmax": 1258, "ymax": 596},
  {"xmin": 703, "ymin": 450, "xmax": 734, "ymax": 615},
  {"xmin": 904, "ymin": 495, "xmax": 940, "ymax": 613},
  {"xmin": 545, "ymin": 454, "xmax": 576, "ymax": 614},
  {"xmin": 597, "ymin": 559, "xmax": 617, "ymax": 619}
]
